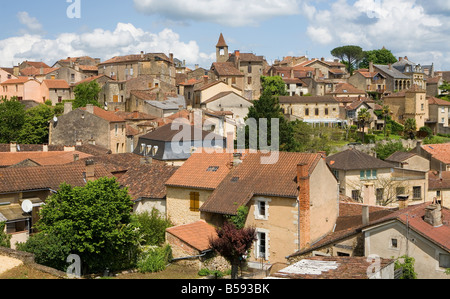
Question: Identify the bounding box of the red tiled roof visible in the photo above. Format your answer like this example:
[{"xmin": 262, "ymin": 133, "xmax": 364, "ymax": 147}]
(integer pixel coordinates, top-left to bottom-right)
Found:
[
  {"xmin": 166, "ymin": 150, "xmax": 238, "ymax": 190},
  {"xmin": 272, "ymin": 256, "xmax": 394, "ymax": 279},
  {"xmin": 200, "ymin": 152, "xmax": 323, "ymax": 215},
  {"xmin": 0, "ymin": 151, "xmax": 92, "ymax": 167},
  {"xmin": 0, "ymin": 163, "xmax": 113, "ymax": 193},
  {"xmin": 43, "ymin": 79, "xmax": 70, "ymax": 89},
  {"xmin": 81, "ymin": 106, "xmax": 126, "ymax": 123},
  {"xmin": 421, "ymin": 144, "xmax": 450, "ymax": 164},
  {"xmin": 1, "ymin": 77, "xmax": 33, "ymax": 84},
  {"xmin": 211, "ymin": 62, "xmax": 243, "ymax": 77},
  {"xmin": 20, "ymin": 67, "xmax": 58, "ymax": 76},
  {"xmin": 429, "ymin": 170, "xmax": 450, "ymax": 190},
  {"xmin": 166, "ymin": 220, "xmax": 218, "ymax": 252},
  {"xmin": 216, "ymin": 33, "xmax": 228, "ymax": 48},
  {"xmin": 427, "ymin": 96, "xmax": 450, "ymax": 106},
  {"xmin": 118, "ymin": 163, "xmax": 178, "ymax": 201}
]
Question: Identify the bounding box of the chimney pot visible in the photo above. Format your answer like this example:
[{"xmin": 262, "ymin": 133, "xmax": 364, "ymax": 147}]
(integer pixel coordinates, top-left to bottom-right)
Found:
[
  {"xmin": 362, "ymin": 205, "xmax": 370, "ymax": 225},
  {"xmin": 85, "ymin": 159, "xmax": 95, "ymax": 181},
  {"xmin": 10, "ymin": 142, "xmax": 17, "ymax": 153},
  {"xmin": 64, "ymin": 102, "xmax": 73, "ymax": 115},
  {"xmin": 424, "ymin": 204, "xmax": 443, "ymax": 227}
]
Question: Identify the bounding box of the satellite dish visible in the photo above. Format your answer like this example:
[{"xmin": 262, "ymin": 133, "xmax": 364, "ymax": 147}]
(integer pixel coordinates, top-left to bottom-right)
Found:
[
  {"xmin": 53, "ymin": 116, "xmax": 58, "ymax": 123},
  {"xmin": 21, "ymin": 200, "xmax": 33, "ymax": 213}
]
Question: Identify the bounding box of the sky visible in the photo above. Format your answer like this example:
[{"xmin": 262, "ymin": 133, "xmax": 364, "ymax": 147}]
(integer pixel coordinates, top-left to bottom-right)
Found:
[{"xmin": 1, "ymin": 0, "xmax": 450, "ymax": 71}]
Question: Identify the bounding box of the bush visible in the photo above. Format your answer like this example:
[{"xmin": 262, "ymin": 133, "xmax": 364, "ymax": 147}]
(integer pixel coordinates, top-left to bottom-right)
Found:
[
  {"xmin": 132, "ymin": 209, "xmax": 173, "ymax": 246},
  {"xmin": 16, "ymin": 233, "xmax": 71, "ymax": 271},
  {"xmin": 0, "ymin": 222, "xmax": 11, "ymax": 248},
  {"xmin": 137, "ymin": 244, "xmax": 172, "ymax": 273}
]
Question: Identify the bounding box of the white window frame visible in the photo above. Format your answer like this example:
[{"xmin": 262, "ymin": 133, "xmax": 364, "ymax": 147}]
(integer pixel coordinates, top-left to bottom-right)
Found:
[
  {"xmin": 254, "ymin": 197, "xmax": 270, "ymax": 220},
  {"xmin": 255, "ymin": 228, "xmax": 270, "ymax": 261}
]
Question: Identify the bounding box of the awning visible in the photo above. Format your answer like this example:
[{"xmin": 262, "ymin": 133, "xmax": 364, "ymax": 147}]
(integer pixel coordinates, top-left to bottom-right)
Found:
[{"xmin": 0, "ymin": 204, "xmax": 31, "ymax": 222}]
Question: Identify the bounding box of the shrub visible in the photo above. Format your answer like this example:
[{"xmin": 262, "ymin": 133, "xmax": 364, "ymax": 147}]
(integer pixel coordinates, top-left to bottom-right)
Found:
[
  {"xmin": 132, "ymin": 209, "xmax": 173, "ymax": 246},
  {"xmin": 0, "ymin": 222, "xmax": 11, "ymax": 248},
  {"xmin": 137, "ymin": 244, "xmax": 172, "ymax": 273}
]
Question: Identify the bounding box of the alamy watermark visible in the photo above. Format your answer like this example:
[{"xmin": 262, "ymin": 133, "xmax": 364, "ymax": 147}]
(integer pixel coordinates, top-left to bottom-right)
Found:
[{"xmin": 67, "ymin": 0, "xmax": 81, "ymax": 19}]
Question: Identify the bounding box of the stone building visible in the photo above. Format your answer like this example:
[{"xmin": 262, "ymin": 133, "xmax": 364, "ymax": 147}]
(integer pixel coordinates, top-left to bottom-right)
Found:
[
  {"xmin": 50, "ymin": 103, "xmax": 127, "ymax": 154},
  {"xmin": 98, "ymin": 52, "xmax": 176, "ymax": 86}
]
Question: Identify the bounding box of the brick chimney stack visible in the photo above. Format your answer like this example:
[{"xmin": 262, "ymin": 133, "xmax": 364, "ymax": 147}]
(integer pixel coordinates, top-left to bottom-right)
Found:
[
  {"xmin": 85, "ymin": 159, "xmax": 95, "ymax": 182},
  {"xmin": 297, "ymin": 163, "xmax": 311, "ymax": 249}
]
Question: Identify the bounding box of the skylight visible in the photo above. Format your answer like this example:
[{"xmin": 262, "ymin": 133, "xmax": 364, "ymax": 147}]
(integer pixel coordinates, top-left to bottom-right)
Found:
[{"xmin": 207, "ymin": 166, "xmax": 219, "ymax": 172}]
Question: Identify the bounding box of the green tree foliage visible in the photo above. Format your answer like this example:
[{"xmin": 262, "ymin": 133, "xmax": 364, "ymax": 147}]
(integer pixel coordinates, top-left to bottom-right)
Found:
[
  {"xmin": 331, "ymin": 45, "xmax": 365, "ymax": 74},
  {"xmin": 357, "ymin": 108, "xmax": 372, "ymax": 143},
  {"xmin": 225, "ymin": 206, "xmax": 249, "ymax": 230},
  {"xmin": 245, "ymin": 89, "xmax": 294, "ymax": 152},
  {"xmin": 0, "ymin": 96, "xmax": 26, "ymax": 143},
  {"xmin": 439, "ymin": 81, "xmax": 450, "ymax": 99},
  {"xmin": 260, "ymin": 76, "xmax": 288, "ymax": 97},
  {"xmin": 0, "ymin": 222, "xmax": 11, "ymax": 248},
  {"xmin": 373, "ymin": 141, "xmax": 408, "ymax": 160},
  {"xmin": 132, "ymin": 209, "xmax": 172, "ymax": 246},
  {"xmin": 33, "ymin": 177, "xmax": 140, "ymax": 273},
  {"xmin": 359, "ymin": 48, "xmax": 398, "ymax": 69},
  {"xmin": 18, "ymin": 104, "xmax": 55, "ymax": 144},
  {"xmin": 73, "ymin": 81, "xmax": 102, "ymax": 109},
  {"xmin": 16, "ymin": 233, "xmax": 71, "ymax": 270},
  {"xmin": 403, "ymin": 118, "xmax": 417, "ymax": 139},
  {"xmin": 395, "ymin": 255, "xmax": 417, "ymax": 279}
]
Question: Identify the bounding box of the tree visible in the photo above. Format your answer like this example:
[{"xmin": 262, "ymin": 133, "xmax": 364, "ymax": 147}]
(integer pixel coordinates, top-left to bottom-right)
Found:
[
  {"xmin": 209, "ymin": 221, "xmax": 256, "ymax": 279},
  {"xmin": 357, "ymin": 108, "xmax": 372, "ymax": 143},
  {"xmin": 381, "ymin": 105, "xmax": 391, "ymax": 138},
  {"xmin": 373, "ymin": 141, "xmax": 408, "ymax": 160},
  {"xmin": 33, "ymin": 177, "xmax": 141, "ymax": 273},
  {"xmin": 132, "ymin": 209, "xmax": 172, "ymax": 246},
  {"xmin": 0, "ymin": 96, "xmax": 26, "ymax": 144},
  {"xmin": 331, "ymin": 45, "xmax": 365, "ymax": 74},
  {"xmin": 403, "ymin": 118, "xmax": 417, "ymax": 139},
  {"xmin": 0, "ymin": 222, "xmax": 11, "ymax": 248},
  {"xmin": 395, "ymin": 255, "xmax": 417, "ymax": 279},
  {"xmin": 260, "ymin": 76, "xmax": 288, "ymax": 97},
  {"xmin": 439, "ymin": 81, "xmax": 450, "ymax": 99},
  {"xmin": 73, "ymin": 81, "xmax": 102, "ymax": 109},
  {"xmin": 359, "ymin": 48, "xmax": 398, "ymax": 69},
  {"xmin": 245, "ymin": 89, "xmax": 294, "ymax": 152},
  {"xmin": 18, "ymin": 104, "xmax": 55, "ymax": 144}
]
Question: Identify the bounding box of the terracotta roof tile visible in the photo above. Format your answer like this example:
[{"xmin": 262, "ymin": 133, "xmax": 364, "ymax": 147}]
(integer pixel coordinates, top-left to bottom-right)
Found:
[
  {"xmin": 200, "ymin": 152, "xmax": 323, "ymax": 215},
  {"xmin": 211, "ymin": 62, "xmax": 243, "ymax": 77},
  {"xmin": 421, "ymin": 143, "xmax": 450, "ymax": 164},
  {"xmin": 216, "ymin": 33, "xmax": 228, "ymax": 48},
  {"xmin": 0, "ymin": 163, "xmax": 112, "ymax": 194},
  {"xmin": 166, "ymin": 220, "xmax": 218, "ymax": 252},
  {"xmin": 80, "ymin": 106, "xmax": 125, "ymax": 123},
  {"xmin": 166, "ymin": 150, "xmax": 238, "ymax": 190},
  {"xmin": 0, "ymin": 151, "xmax": 92, "ymax": 167},
  {"xmin": 118, "ymin": 163, "xmax": 178, "ymax": 201},
  {"xmin": 43, "ymin": 79, "xmax": 70, "ymax": 89}
]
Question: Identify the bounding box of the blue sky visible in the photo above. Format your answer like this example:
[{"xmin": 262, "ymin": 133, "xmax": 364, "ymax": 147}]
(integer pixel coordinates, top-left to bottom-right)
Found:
[{"xmin": 1, "ymin": 0, "xmax": 450, "ymax": 70}]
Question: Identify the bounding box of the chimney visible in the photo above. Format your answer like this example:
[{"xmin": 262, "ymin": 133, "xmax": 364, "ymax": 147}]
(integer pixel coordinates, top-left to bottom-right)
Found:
[
  {"xmin": 399, "ymin": 57, "xmax": 403, "ymax": 61},
  {"xmin": 43, "ymin": 144, "xmax": 48, "ymax": 152},
  {"xmin": 140, "ymin": 51, "xmax": 144, "ymax": 59},
  {"xmin": 10, "ymin": 142, "xmax": 17, "ymax": 153},
  {"xmin": 226, "ymin": 131, "xmax": 234, "ymax": 153},
  {"xmin": 397, "ymin": 194, "xmax": 409, "ymax": 210},
  {"xmin": 40, "ymin": 67, "xmax": 44, "ymax": 75},
  {"xmin": 64, "ymin": 102, "xmax": 73, "ymax": 115},
  {"xmin": 369, "ymin": 61, "xmax": 374, "ymax": 73},
  {"xmin": 297, "ymin": 163, "xmax": 311, "ymax": 249},
  {"xmin": 232, "ymin": 153, "xmax": 243, "ymax": 168},
  {"xmin": 318, "ymin": 151, "xmax": 327, "ymax": 160},
  {"xmin": 169, "ymin": 53, "xmax": 174, "ymax": 63},
  {"xmin": 86, "ymin": 104, "xmax": 94, "ymax": 115},
  {"xmin": 140, "ymin": 157, "xmax": 153, "ymax": 165},
  {"xmin": 76, "ymin": 140, "xmax": 82, "ymax": 146},
  {"xmin": 85, "ymin": 160, "xmax": 95, "ymax": 182},
  {"xmin": 235, "ymin": 50, "xmax": 240, "ymax": 59},
  {"xmin": 362, "ymin": 205, "xmax": 370, "ymax": 226},
  {"xmin": 424, "ymin": 204, "xmax": 443, "ymax": 227},
  {"xmin": 388, "ymin": 64, "xmax": 392, "ymax": 70},
  {"xmin": 321, "ymin": 57, "xmax": 325, "ymax": 61},
  {"xmin": 290, "ymin": 68, "xmax": 294, "ymax": 79},
  {"xmin": 203, "ymin": 75, "xmax": 208, "ymax": 85},
  {"xmin": 73, "ymin": 154, "xmax": 79, "ymax": 161}
]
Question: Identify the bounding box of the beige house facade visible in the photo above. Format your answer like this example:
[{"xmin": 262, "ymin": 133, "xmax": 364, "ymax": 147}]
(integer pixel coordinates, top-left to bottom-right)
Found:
[{"xmin": 383, "ymin": 85, "xmax": 429, "ymax": 128}]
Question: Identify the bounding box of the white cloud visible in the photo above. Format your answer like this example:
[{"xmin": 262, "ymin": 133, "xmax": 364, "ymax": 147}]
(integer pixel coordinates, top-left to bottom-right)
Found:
[
  {"xmin": 17, "ymin": 12, "xmax": 44, "ymax": 35},
  {"xmin": 301, "ymin": 0, "xmax": 450, "ymax": 69},
  {"xmin": 133, "ymin": 0, "xmax": 302, "ymax": 27},
  {"xmin": 0, "ymin": 23, "xmax": 215, "ymax": 68}
]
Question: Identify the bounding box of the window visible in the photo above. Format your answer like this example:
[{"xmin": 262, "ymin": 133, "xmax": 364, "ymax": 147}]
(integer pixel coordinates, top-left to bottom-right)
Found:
[
  {"xmin": 439, "ymin": 254, "xmax": 450, "ymax": 269},
  {"xmin": 413, "ymin": 186, "xmax": 421, "ymax": 199},
  {"xmin": 115, "ymin": 124, "xmax": 118, "ymax": 136},
  {"xmin": 315, "ymin": 108, "xmax": 319, "ymax": 116},
  {"xmin": 325, "ymin": 108, "xmax": 329, "ymax": 115},
  {"xmin": 257, "ymin": 232, "xmax": 267, "ymax": 260},
  {"xmin": 207, "ymin": 166, "xmax": 219, "ymax": 172},
  {"xmin": 255, "ymin": 199, "xmax": 269, "ymax": 220},
  {"xmin": 391, "ymin": 238, "xmax": 398, "ymax": 249},
  {"xmin": 305, "ymin": 108, "xmax": 309, "ymax": 116},
  {"xmin": 190, "ymin": 192, "xmax": 200, "ymax": 212},
  {"xmin": 248, "ymin": 76, "xmax": 252, "ymax": 85},
  {"xmin": 376, "ymin": 188, "xmax": 384, "ymax": 205},
  {"xmin": 360, "ymin": 169, "xmax": 377, "ymax": 180},
  {"xmin": 352, "ymin": 190, "xmax": 361, "ymax": 201}
]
